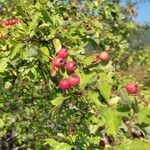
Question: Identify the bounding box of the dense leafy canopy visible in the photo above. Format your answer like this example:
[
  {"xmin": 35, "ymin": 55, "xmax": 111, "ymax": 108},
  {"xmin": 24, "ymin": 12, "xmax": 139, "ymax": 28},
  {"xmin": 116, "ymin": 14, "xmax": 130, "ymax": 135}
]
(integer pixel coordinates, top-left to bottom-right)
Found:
[{"xmin": 0, "ymin": 0, "xmax": 150, "ymax": 149}]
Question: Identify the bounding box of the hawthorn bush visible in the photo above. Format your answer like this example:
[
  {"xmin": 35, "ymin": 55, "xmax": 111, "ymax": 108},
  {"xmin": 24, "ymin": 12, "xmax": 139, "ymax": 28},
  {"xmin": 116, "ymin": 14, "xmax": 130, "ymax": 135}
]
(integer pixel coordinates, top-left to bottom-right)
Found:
[{"xmin": 0, "ymin": 0, "xmax": 150, "ymax": 149}]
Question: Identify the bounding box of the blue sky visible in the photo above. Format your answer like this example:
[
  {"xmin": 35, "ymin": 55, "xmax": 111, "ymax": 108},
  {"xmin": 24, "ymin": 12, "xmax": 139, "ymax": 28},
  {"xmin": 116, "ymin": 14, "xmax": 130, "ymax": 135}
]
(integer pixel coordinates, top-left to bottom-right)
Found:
[
  {"xmin": 120, "ymin": 1, "xmax": 150, "ymax": 23},
  {"xmin": 135, "ymin": 2, "xmax": 150, "ymax": 23}
]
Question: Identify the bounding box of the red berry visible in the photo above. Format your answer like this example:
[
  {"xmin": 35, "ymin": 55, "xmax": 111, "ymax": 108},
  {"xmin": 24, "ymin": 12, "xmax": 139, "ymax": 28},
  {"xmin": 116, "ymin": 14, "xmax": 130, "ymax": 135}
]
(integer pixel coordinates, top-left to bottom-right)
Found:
[
  {"xmin": 10, "ymin": 19, "xmax": 17, "ymax": 25},
  {"xmin": 5, "ymin": 20, "xmax": 10, "ymax": 25},
  {"xmin": 53, "ymin": 56, "xmax": 65, "ymax": 68},
  {"xmin": 8, "ymin": 20, "xmax": 14, "ymax": 25},
  {"xmin": 5, "ymin": 19, "xmax": 18, "ymax": 26},
  {"xmin": 57, "ymin": 48, "xmax": 69, "ymax": 59},
  {"xmin": 68, "ymin": 74, "xmax": 80, "ymax": 87},
  {"xmin": 126, "ymin": 82, "xmax": 139, "ymax": 94},
  {"xmin": 68, "ymin": 129, "xmax": 76, "ymax": 136},
  {"xmin": 59, "ymin": 79, "xmax": 70, "ymax": 90},
  {"xmin": 98, "ymin": 51, "xmax": 110, "ymax": 62},
  {"xmin": 65, "ymin": 61, "xmax": 76, "ymax": 72}
]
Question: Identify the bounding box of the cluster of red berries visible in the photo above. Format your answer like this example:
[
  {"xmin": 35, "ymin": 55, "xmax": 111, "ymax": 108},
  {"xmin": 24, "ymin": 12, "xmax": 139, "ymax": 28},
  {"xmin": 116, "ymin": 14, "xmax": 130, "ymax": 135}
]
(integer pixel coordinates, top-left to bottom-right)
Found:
[
  {"xmin": 126, "ymin": 82, "xmax": 140, "ymax": 94},
  {"xmin": 53, "ymin": 48, "xmax": 80, "ymax": 90},
  {"xmin": 4, "ymin": 19, "xmax": 19, "ymax": 26}
]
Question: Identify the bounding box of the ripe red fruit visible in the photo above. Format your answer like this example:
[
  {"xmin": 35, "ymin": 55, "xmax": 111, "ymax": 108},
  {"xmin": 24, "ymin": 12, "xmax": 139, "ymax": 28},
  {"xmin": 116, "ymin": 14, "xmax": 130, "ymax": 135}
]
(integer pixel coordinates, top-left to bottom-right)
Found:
[
  {"xmin": 59, "ymin": 79, "xmax": 70, "ymax": 90},
  {"xmin": 126, "ymin": 82, "xmax": 139, "ymax": 94},
  {"xmin": 65, "ymin": 61, "xmax": 76, "ymax": 72},
  {"xmin": 5, "ymin": 19, "xmax": 18, "ymax": 26},
  {"xmin": 98, "ymin": 51, "xmax": 110, "ymax": 62},
  {"xmin": 68, "ymin": 74, "xmax": 80, "ymax": 87},
  {"xmin": 10, "ymin": 19, "xmax": 17, "ymax": 25},
  {"xmin": 57, "ymin": 48, "xmax": 69, "ymax": 59},
  {"xmin": 5, "ymin": 20, "xmax": 10, "ymax": 25},
  {"xmin": 53, "ymin": 56, "xmax": 65, "ymax": 68}
]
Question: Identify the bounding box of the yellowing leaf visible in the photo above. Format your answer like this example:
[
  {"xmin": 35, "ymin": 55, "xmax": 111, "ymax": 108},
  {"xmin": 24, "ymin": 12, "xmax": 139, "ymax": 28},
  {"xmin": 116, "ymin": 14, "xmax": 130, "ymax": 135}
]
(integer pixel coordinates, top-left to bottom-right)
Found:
[
  {"xmin": 53, "ymin": 38, "xmax": 62, "ymax": 52},
  {"xmin": 40, "ymin": 47, "xmax": 49, "ymax": 56},
  {"xmin": 117, "ymin": 139, "xmax": 150, "ymax": 150},
  {"xmin": 51, "ymin": 96, "xmax": 63, "ymax": 106},
  {"xmin": 39, "ymin": 0, "xmax": 48, "ymax": 4},
  {"xmin": 45, "ymin": 138, "xmax": 72, "ymax": 150},
  {"xmin": 0, "ymin": 27, "xmax": 8, "ymax": 36},
  {"xmin": 95, "ymin": 1, "xmax": 99, "ymax": 7},
  {"xmin": 0, "ymin": 58, "xmax": 9, "ymax": 72}
]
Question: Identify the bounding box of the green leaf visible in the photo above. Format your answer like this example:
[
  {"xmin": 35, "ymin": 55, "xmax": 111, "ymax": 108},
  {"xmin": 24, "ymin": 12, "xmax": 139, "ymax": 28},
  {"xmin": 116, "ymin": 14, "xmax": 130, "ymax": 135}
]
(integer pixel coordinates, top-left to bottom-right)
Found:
[
  {"xmin": 88, "ymin": 115, "xmax": 105, "ymax": 134},
  {"xmin": 0, "ymin": 58, "xmax": 9, "ymax": 72},
  {"xmin": 0, "ymin": 118, "xmax": 5, "ymax": 129},
  {"xmin": 83, "ymin": 54, "xmax": 98, "ymax": 66},
  {"xmin": 39, "ymin": 0, "xmax": 48, "ymax": 4},
  {"xmin": 10, "ymin": 43, "xmax": 24, "ymax": 59},
  {"xmin": 100, "ymin": 61, "xmax": 115, "ymax": 72},
  {"xmin": 51, "ymin": 96, "xmax": 63, "ymax": 106},
  {"xmin": 132, "ymin": 98, "xmax": 139, "ymax": 113},
  {"xmin": 40, "ymin": 47, "xmax": 50, "ymax": 62},
  {"xmin": 53, "ymin": 38, "xmax": 62, "ymax": 52},
  {"xmin": 98, "ymin": 72, "xmax": 113, "ymax": 100},
  {"xmin": 79, "ymin": 71, "xmax": 96, "ymax": 90},
  {"xmin": 20, "ymin": 51, "xmax": 28, "ymax": 60},
  {"xmin": 50, "ymin": 96, "xmax": 70, "ymax": 116},
  {"xmin": 40, "ymin": 47, "xmax": 49, "ymax": 57},
  {"xmin": 29, "ymin": 13, "xmax": 41, "ymax": 32},
  {"xmin": 101, "ymin": 107, "xmax": 121, "ymax": 136},
  {"xmin": 31, "ymin": 66, "xmax": 38, "ymax": 79},
  {"xmin": 143, "ymin": 126, "xmax": 150, "ymax": 135},
  {"xmin": 136, "ymin": 107, "xmax": 150, "ymax": 125},
  {"xmin": 88, "ymin": 90, "xmax": 101, "ymax": 107},
  {"xmin": 119, "ymin": 89, "xmax": 132, "ymax": 109},
  {"xmin": 117, "ymin": 139, "xmax": 150, "ymax": 150},
  {"xmin": 45, "ymin": 138, "xmax": 72, "ymax": 150}
]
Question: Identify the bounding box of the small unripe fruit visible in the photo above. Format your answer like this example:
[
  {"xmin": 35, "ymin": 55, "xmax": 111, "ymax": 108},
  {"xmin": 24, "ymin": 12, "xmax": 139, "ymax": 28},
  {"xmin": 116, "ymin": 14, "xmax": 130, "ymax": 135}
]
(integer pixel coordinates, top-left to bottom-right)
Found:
[
  {"xmin": 126, "ymin": 82, "xmax": 139, "ymax": 94},
  {"xmin": 63, "ymin": 28, "xmax": 68, "ymax": 32},
  {"xmin": 91, "ymin": 16, "xmax": 97, "ymax": 19},
  {"xmin": 98, "ymin": 51, "xmax": 110, "ymax": 62},
  {"xmin": 63, "ymin": 16, "xmax": 69, "ymax": 21},
  {"xmin": 59, "ymin": 79, "xmax": 70, "ymax": 90},
  {"xmin": 68, "ymin": 74, "xmax": 80, "ymax": 87},
  {"xmin": 109, "ymin": 48, "xmax": 113, "ymax": 51},
  {"xmin": 65, "ymin": 61, "xmax": 76, "ymax": 72},
  {"xmin": 53, "ymin": 56, "xmax": 65, "ymax": 68},
  {"xmin": 68, "ymin": 129, "xmax": 76, "ymax": 136},
  {"xmin": 57, "ymin": 48, "xmax": 69, "ymax": 59},
  {"xmin": 85, "ymin": 24, "xmax": 92, "ymax": 30}
]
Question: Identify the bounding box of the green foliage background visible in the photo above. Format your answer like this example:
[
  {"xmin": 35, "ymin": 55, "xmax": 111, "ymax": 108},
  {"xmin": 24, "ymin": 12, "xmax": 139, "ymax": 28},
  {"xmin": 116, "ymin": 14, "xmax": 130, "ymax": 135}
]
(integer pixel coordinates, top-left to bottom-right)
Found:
[{"xmin": 0, "ymin": 0, "xmax": 150, "ymax": 149}]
